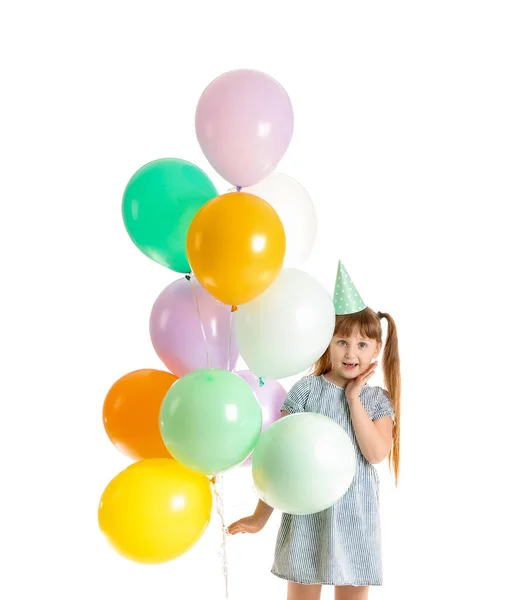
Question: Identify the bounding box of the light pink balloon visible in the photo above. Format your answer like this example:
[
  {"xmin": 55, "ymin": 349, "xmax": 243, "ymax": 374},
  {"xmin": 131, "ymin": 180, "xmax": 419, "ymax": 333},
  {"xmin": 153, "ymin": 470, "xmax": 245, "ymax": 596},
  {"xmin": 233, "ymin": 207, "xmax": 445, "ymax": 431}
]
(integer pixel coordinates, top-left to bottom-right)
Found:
[
  {"xmin": 235, "ymin": 370, "xmax": 287, "ymax": 466},
  {"xmin": 150, "ymin": 277, "xmax": 239, "ymax": 377},
  {"xmin": 195, "ymin": 69, "xmax": 294, "ymax": 187}
]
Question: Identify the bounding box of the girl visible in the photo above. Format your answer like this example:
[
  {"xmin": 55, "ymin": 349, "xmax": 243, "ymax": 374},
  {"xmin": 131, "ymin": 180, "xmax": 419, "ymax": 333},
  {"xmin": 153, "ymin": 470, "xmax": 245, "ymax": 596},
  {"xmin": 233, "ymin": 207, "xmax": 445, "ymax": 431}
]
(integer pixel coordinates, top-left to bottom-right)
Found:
[{"xmin": 228, "ymin": 262, "xmax": 401, "ymax": 600}]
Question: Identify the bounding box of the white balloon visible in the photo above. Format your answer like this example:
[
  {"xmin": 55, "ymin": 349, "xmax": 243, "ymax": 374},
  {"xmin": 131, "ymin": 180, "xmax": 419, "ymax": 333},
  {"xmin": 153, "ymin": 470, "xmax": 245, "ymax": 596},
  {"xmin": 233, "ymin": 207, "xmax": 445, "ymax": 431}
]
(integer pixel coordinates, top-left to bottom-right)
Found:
[
  {"xmin": 244, "ymin": 173, "xmax": 317, "ymax": 267},
  {"xmin": 235, "ymin": 268, "xmax": 335, "ymax": 380}
]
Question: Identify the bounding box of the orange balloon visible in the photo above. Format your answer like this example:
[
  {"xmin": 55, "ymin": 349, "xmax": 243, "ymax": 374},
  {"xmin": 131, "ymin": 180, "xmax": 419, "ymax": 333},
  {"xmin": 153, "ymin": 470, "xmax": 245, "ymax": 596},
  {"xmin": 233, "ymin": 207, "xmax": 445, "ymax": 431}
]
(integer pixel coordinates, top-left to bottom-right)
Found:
[
  {"xmin": 103, "ymin": 369, "xmax": 177, "ymax": 460},
  {"xmin": 187, "ymin": 192, "xmax": 286, "ymax": 305}
]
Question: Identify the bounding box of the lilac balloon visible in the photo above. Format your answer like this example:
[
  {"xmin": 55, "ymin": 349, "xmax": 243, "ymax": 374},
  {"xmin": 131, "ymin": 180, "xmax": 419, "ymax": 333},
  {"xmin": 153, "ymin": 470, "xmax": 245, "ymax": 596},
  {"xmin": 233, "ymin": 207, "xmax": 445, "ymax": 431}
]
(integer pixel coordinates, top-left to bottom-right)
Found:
[
  {"xmin": 236, "ymin": 370, "xmax": 287, "ymax": 466},
  {"xmin": 150, "ymin": 278, "xmax": 239, "ymax": 376},
  {"xmin": 195, "ymin": 69, "xmax": 294, "ymax": 187}
]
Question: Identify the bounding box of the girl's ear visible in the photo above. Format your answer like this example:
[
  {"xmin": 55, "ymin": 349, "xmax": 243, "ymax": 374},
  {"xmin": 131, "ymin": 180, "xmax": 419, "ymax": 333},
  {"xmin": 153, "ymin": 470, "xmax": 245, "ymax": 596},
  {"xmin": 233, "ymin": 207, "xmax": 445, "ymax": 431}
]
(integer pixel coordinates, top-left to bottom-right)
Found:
[{"xmin": 373, "ymin": 341, "xmax": 382, "ymax": 359}]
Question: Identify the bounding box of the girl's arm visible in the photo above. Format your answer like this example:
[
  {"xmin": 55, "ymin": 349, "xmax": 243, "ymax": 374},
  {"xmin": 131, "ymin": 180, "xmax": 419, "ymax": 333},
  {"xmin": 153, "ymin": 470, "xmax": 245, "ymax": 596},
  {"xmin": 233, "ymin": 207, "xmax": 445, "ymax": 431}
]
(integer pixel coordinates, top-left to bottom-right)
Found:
[
  {"xmin": 347, "ymin": 395, "xmax": 393, "ymax": 464},
  {"xmin": 226, "ymin": 499, "xmax": 274, "ymax": 535},
  {"xmin": 248, "ymin": 409, "xmax": 289, "ymax": 523},
  {"xmin": 227, "ymin": 410, "xmax": 289, "ymax": 535},
  {"xmin": 253, "ymin": 499, "xmax": 274, "ymax": 523}
]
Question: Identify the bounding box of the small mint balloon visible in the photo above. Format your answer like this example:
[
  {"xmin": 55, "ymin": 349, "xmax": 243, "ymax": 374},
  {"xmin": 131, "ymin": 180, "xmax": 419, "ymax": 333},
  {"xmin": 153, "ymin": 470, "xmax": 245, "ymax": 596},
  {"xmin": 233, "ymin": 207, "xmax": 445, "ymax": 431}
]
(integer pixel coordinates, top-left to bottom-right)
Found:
[
  {"xmin": 160, "ymin": 369, "xmax": 262, "ymax": 475},
  {"xmin": 122, "ymin": 158, "xmax": 218, "ymax": 273}
]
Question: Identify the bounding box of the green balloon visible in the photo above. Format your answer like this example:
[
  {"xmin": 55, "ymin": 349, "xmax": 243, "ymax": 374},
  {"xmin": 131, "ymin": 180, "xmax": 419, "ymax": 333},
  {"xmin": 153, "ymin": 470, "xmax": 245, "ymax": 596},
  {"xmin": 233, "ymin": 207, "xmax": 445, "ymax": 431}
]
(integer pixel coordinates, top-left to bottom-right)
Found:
[
  {"xmin": 252, "ymin": 413, "xmax": 356, "ymax": 515},
  {"xmin": 122, "ymin": 158, "xmax": 218, "ymax": 273},
  {"xmin": 160, "ymin": 369, "xmax": 262, "ymax": 475}
]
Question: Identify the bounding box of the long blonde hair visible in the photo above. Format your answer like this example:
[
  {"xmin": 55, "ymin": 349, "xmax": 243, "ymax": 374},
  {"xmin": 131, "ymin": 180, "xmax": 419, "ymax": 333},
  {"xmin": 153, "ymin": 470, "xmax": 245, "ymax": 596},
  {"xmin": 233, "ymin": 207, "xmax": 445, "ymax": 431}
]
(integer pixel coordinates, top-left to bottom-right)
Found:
[{"xmin": 313, "ymin": 307, "xmax": 401, "ymax": 485}]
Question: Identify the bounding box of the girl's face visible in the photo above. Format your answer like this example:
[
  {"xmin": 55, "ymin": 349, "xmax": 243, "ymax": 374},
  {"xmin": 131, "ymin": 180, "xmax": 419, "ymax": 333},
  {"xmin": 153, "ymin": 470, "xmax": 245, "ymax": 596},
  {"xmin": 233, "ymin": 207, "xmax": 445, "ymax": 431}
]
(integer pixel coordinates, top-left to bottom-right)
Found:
[{"xmin": 328, "ymin": 329, "xmax": 382, "ymax": 383}]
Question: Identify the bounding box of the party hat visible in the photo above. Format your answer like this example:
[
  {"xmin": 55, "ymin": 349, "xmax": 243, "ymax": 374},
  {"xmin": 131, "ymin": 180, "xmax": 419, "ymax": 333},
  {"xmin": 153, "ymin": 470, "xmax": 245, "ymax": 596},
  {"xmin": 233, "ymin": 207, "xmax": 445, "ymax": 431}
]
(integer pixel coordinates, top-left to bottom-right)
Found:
[{"xmin": 333, "ymin": 260, "xmax": 366, "ymax": 314}]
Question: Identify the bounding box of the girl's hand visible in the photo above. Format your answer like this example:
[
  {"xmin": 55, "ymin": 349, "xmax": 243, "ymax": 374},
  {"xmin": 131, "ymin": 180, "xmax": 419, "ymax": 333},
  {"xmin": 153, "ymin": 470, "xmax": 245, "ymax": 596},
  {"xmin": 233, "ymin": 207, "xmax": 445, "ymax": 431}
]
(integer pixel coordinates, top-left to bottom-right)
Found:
[
  {"xmin": 345, "ymin": 361, "xmax": 378, "ymax": 404},
  {"xmin": 226, "ymin": 515, "xmax": 265, "ymax": 535}
]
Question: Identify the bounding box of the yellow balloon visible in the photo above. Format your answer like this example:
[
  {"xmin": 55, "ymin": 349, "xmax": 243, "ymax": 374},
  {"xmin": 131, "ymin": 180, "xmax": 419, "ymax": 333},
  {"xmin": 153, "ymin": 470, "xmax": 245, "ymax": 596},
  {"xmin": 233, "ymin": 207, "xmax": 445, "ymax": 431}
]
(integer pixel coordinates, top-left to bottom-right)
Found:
[
  {"xmin": 187, "ymin": 192, "xmax": 286, "ymax": 305},
  {"xmin": 98, "ymin": 459, "xmax": 212, "ymax": 564}
]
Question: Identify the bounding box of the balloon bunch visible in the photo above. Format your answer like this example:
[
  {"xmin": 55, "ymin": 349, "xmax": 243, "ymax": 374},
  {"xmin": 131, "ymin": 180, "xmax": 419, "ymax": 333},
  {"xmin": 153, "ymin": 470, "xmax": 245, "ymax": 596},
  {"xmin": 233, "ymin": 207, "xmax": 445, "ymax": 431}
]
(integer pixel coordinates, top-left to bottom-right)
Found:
[{"xmin": 98, "ymin": 69, "xmax": 338, "ymax": 579}]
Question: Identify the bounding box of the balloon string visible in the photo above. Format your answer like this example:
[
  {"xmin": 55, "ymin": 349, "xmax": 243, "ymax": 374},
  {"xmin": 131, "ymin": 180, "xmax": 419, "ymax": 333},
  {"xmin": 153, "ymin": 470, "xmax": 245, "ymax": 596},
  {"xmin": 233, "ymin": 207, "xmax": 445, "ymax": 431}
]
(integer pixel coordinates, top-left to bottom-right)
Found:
[
  {"xmin": 212, "ymin": 476, "xmax": 229, "ymax": 599},
  {"xmin": 227, "ymin": 307, "xmax": 233, "ymax": 371},
  {"xmin": 189, "ymin": 276, "xmax": 212, "ymax": 369}
]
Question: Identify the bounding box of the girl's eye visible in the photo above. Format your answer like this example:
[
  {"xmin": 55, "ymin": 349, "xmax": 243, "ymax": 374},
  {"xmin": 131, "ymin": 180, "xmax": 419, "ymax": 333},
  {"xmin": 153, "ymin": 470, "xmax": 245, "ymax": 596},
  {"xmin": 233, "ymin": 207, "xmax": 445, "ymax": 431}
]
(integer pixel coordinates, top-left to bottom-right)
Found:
[
  {"xmin": 338, "ymin": 340, "xmax": 346, "ymax": 346},
  {"xmin": 359, "ymin": 343, "xmax": 368, "ymax": 348}
]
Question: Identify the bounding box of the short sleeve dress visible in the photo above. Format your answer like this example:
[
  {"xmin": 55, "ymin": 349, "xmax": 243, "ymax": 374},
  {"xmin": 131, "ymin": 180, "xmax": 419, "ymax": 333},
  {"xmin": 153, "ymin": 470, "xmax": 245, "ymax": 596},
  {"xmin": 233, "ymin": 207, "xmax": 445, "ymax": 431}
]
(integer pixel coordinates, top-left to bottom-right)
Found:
[{"xmin": 271, "ymin": 375, "xmax": 395, "ymax": 587}]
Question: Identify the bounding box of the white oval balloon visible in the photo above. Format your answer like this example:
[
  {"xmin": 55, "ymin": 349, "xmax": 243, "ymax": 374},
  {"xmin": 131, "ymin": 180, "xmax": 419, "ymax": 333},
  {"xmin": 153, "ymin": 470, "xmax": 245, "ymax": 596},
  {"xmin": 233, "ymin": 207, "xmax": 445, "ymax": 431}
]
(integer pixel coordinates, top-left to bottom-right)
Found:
[
  {"xmin": 235, "ymin": 268, "xmax": 335, "ymax": 380},
  {"xmin": 252, "ymin": 413, "xmax": 356, "ymax": 515},
  {"xmin": 244, "ymin": 173, "xmax": 317, "ymax": 267}
]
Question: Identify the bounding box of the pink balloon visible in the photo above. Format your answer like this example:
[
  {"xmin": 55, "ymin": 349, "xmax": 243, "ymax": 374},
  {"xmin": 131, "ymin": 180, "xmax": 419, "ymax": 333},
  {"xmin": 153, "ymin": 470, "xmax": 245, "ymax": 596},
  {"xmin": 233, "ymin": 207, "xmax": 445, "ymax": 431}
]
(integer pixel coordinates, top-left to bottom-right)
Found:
[
  {"xmin": 235, "ymin": 370, "xmax": 287, "ymax": 466},
  {"xmin": 150, "ymin": 277, "xmax": 239, "ymax": 376},
  {"xmin": 195, "ymin": 69, "xmax": 294, "ymax": 187}
]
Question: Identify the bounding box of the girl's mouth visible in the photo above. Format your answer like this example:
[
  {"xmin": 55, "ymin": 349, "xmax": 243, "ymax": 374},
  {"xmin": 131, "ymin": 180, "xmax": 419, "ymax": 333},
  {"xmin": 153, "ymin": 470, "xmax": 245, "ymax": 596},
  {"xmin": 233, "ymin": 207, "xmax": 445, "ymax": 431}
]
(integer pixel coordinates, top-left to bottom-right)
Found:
[{"xmin": 343, "ymin": 362, "xmax": 358, "ymax": 371}]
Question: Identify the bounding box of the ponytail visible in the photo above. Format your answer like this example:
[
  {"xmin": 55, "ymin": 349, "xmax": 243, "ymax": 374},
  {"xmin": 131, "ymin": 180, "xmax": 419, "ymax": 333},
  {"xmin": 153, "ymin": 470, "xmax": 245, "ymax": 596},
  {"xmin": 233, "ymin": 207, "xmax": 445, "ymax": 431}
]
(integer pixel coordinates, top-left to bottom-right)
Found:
[{"xmin": 379, "ymin": 311, "xmax": 401, "ymax": 485}]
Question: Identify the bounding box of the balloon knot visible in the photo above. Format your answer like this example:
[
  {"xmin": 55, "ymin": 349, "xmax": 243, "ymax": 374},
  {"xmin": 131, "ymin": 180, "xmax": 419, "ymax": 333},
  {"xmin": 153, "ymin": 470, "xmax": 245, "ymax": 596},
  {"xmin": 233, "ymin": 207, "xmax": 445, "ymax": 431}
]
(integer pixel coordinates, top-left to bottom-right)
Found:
[
  {"xmin": 259, "ymin": 377, "xmax": 265, "ymax": 387},
  {"xmin": 185, "ymin": 274, "xmax": 191, "ymax": 281},
  {"xmin": 236, "ymin": 186, "xmax": 242, "ymax": 192},
  {"xmin": 231, "ymin": 305, "xmax": 238, "ymax": 312}
]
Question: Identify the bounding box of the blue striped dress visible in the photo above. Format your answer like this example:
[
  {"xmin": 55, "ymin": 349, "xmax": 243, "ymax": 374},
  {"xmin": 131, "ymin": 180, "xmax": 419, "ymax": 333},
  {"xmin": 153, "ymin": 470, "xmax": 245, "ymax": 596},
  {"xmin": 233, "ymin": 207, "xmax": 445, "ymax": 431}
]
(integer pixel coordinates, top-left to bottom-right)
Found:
[{"xmin": 271, "ymin": 375, "xmax": 395, "ymax": 587}]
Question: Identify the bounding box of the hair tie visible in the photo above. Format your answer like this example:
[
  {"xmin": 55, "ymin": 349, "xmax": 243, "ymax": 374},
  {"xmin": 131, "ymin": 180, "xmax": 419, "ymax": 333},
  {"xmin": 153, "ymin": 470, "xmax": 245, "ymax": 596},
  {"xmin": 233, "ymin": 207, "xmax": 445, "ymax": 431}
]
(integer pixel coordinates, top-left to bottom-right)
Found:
[{"xmin": 377, "ymin": 311, "xmax": 384, "ymax": 319}]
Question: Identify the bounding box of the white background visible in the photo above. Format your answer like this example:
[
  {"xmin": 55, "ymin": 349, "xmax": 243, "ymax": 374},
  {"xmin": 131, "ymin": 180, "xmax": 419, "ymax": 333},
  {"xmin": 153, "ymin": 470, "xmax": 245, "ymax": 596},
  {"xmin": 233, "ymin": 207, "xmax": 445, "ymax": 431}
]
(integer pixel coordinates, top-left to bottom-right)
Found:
[{"xmin": 1, "ymin": 1, "xmax": 521, "ymax": 599}]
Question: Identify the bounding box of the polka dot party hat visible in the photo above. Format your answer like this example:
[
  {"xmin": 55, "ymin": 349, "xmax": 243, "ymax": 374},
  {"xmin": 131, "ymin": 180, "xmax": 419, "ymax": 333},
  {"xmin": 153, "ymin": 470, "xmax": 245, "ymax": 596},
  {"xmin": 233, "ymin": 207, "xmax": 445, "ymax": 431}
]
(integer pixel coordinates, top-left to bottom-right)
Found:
[{"xmin": 333, "ymin": 260, "xmax": 366, "ymax": 315}]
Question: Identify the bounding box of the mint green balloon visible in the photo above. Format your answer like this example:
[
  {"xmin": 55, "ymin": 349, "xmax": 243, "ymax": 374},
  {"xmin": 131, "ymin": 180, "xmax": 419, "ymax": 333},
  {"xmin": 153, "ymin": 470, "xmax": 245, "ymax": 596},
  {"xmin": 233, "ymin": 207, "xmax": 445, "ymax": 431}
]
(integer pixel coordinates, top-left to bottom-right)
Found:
[
  {"xmin": 122, "ymin": 158, "xmax": 218, "ymax": 273},
  {"xmin": 252, "ymin": 413, "xmax": 356, "ymax": 515},
  {"xmin": 160, "ymin": 369, "xmax": 262, "ymax": 475}
]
